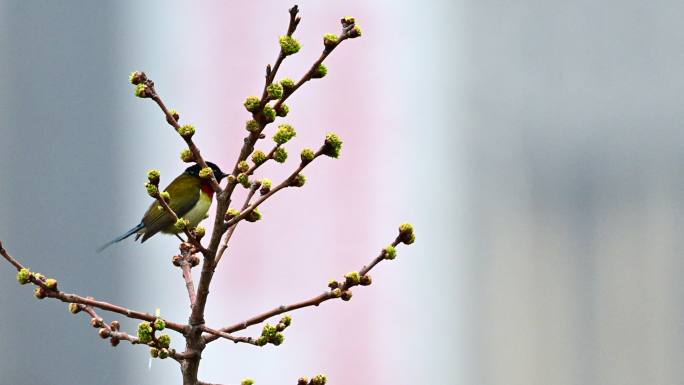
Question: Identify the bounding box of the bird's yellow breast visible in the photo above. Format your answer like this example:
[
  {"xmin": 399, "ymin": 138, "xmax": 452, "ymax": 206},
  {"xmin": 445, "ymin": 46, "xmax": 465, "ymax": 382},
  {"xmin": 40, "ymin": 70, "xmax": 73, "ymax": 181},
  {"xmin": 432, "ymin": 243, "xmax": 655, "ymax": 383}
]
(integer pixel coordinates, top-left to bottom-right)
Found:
[{"xmin": 182, "ymin": 190, "xmax": 212, "ymax": 228}]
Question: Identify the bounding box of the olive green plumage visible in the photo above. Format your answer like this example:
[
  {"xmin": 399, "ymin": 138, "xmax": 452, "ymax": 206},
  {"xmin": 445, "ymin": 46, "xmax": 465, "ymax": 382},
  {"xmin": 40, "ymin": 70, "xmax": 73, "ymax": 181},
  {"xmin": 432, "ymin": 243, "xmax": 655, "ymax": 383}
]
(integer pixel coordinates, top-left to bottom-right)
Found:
[{"xmin": 98, "ymin": 162, "xmax": 228, "ymax": 251}]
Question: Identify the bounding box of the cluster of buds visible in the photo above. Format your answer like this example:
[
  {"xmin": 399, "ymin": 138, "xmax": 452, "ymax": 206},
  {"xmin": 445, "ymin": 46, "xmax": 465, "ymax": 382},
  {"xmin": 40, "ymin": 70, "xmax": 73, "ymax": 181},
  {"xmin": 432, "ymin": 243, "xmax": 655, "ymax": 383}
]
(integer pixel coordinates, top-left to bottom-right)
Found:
[
  {"xmin": 327, "ymin": 269, "xmax": 372, "ymax": 302},
  {"xmin": 137, "ymin": 318, "xmax": 172, "ymax": 359},
  {"xmin": 172, "ymin": 242, "xmax": 201, "ymax": 268},
  {"xmin": 255, "ymin": 315, "xmax": 292, "ymax": 346},
  {"xmin": 297, "ymin": 375, "xmax": 327, "ymax": 385},
  {"xmin": 95, "ymin": 318, "xmax": 123, "ymax": 347},
  {"xmin": 16, "ymin": 267, "xmax": 58, "ymax": 299},
  {"xmin": 145, "ymin": 169, "xmax": 161, "ymax": 198},
  {"xmin": 129, "ymin": 71, "xmax": 152, "ymax": 98},
  {"xmin": 341, "ymin": 16, "xmax": 362, "ymax": 39}
]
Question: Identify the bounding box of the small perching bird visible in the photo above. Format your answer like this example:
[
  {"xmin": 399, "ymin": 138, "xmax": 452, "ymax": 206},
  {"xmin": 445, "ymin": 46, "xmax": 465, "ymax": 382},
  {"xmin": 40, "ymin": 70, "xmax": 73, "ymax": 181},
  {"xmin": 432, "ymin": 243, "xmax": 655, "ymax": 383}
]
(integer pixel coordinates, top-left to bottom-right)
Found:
[{"xmin": 98, "ymin": 162, "xmax": 228, "ymax": 251}]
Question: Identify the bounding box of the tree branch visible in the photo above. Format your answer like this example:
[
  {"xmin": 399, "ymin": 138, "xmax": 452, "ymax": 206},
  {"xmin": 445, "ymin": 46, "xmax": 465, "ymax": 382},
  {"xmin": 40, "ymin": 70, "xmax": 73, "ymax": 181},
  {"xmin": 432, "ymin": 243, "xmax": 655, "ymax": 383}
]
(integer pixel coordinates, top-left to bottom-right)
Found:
[{"xmin": 204, "ymin": 237, "xmax": 403, "ymax": 344}]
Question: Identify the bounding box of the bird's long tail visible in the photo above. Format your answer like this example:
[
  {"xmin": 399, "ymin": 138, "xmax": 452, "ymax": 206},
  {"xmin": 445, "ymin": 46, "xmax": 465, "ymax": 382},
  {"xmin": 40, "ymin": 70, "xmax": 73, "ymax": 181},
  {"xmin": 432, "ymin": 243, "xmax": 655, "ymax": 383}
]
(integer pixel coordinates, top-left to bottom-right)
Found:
[{"xmin": 97, "ymin": 223, "xmax": 144, "ymax": 252}]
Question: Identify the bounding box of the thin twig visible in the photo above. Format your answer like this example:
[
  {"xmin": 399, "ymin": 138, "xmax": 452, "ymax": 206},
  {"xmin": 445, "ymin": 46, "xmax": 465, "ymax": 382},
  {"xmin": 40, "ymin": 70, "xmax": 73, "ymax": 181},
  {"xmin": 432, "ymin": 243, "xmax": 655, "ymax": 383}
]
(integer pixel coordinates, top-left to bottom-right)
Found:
[
  {"xmin": 204, "ymin": 238, "xmax": 402, "ymax": 344},
  {"xmin": 215, "ymin": 183, "xmax": 259, "ymax": 264},
  {"xmin": 200, "ymin": 325, "xmax": 259, "ymax": 345}
]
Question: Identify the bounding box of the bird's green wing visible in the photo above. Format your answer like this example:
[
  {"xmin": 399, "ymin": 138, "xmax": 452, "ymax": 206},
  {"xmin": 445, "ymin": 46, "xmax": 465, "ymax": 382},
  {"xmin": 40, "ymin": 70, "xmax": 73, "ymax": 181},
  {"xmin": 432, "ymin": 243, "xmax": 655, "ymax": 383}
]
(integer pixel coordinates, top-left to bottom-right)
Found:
[{"xmin": 140, "ymin": 173, "xmax": 201, "ymax": 242}]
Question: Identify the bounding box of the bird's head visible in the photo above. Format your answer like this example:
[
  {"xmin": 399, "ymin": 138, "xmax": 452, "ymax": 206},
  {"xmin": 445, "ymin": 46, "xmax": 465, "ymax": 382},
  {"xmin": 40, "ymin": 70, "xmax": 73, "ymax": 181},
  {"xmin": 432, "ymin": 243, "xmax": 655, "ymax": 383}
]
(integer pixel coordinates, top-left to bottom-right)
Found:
[{"xmin": 184, "ymin": 162, "xmax": 229, "ymax": 181}]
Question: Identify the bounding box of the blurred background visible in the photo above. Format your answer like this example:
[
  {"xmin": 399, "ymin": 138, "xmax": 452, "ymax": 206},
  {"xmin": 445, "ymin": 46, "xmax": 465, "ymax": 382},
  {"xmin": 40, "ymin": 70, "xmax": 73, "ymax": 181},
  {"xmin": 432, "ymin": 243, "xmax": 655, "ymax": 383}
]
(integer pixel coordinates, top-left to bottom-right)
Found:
[{"xmin": 1, "ymin": 1, "xmax": 682, "ymax": 384}]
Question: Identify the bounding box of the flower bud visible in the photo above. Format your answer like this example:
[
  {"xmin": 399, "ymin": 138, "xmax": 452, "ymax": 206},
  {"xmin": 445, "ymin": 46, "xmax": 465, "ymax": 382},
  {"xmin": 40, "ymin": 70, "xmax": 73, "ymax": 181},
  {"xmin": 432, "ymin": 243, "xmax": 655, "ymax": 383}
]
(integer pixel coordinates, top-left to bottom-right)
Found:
[
  {"xmin": 300, "ymin": 148, "xmax": 315, "ymax": 164},
  {"xmin": 178, "ymin": 124, "xmax": 196, "ymax": 138},
  {"xmin": 267, "ymin": 83, "xmax": 284, "ymax": 99},
  {"xmin": 311, "ymin": 374, "xmax": 328, "ymax": 385},
  {"xmin": 199, "ymin": 167, "xmax": 214, "ymax": 179},
  {"xmin": 273, "ymin": 147, "xmax": 288, "ymax": 163},
  {"xmin": 331, "ymin": 288, "xmax": 342, "ymax": 298},
  {"xmin": 150, "ymin": 347, "xmax": 159, "ymax": 358},
  {"xmin": 245, "ymin": 208, "xmax": 262, "ymax": 223},
  {"xmin": 341, "ymin": 16, "xmax": 356, "ymax": 27},
  {"xmin": 244, "ymin": 96, "xmax": 261, "ymax": 113},
  {"xmin": 225, "ymin": 208, "xmax": 241, "ymax": 220},
  {"xmin": 172, "ymin": 255, "xmax": 182, "ymax": 267},
  {"xmin": 276, "ymin": 103, "xmax": 289, "ymax": 117},
  {"xmin": 174, "ymin": 218, "xmax": 189, "ymax": 231},
  {"xmin": 147, "ymin": 169, "xmax": 161, "ymax": 185},
  {"xmin": 272, "ymin": 332, "xmax": 285, "ymax": 346},
  {"xmin": 323, "ymin": 33, "xmax": 339, "ymax": 48},
  {"xmin": 160, "ymin": 191, "xmax": 171, "ymax": 202},
  {"xmin": 110, "ymin": 337, "xmax": 120, "ymax": 347},
  {"xmin": 360, "ymin": 274, "xmax": 372, "ymax": 286},
  {"xmin": 322, "ymin": 132, "xmax": 343, "ymax": 158},
  {"xmin": 134, "ymin": 84, "xmax": 150, "ymax": 98},
  {"xmin": 90, "ymin": 318, "xmax": 104, "ymax": 328},
  {"xmin": 260, "ymin": 179, "xmax": 272, "ymax": 195},
  {"xmin": 340, "ymin": 290, "xmax": 353, "ymax": 301},
  {"xmin": 251, "ymin": 150, "xmax": 267, "ymax": 166},
  {"xmin": 280, "ymin": 78, "xmax": 296, "ymax": 92},
  {"xmin": 348, "ymin": 25, "xmax": 363, "ymax": 38},
  {"xmin": 190, "ymin": 255, "xmax": 200, "ymax": 267},
  {"xmin": 279, "ymin": 35, "xmax": 301, "ymax": 55},
  {"xmin": 157, "ymin": 333, "xmax": 171, "ymax": 348},
  {"xmin": 145, "ymin": 183, "xmax": 158, "ymax": 197},
  {"xmin": 69, "ymin": 303, "xmax": 81, "ymax": 314},
  {"xmin": 289, "ymin": 174, "xmax": 306, "ymax": 188},
  {"xmin": 193, "ymin": 226, "xmax": 206, "ymax": 239},
  {"xmin": 237, "ymin": 173, "xmax": 251, "ymax": 188},
  {"xmin": 158, "ymin": 348, "xmax": 169, "ymax": 359},
  {"xmin": 180, "ymin": 148, "xmax": 195, "ymax": 163},
  {"xmin": 98, "ymin": 328, "xmax": 110, "ymax": 339},
  {"xmin": 297, "ymin": 378, "xmax": 308, "ymax": 385},
  {"xmin": 16, "ymin": 268, "xmax": 30, "ymax": 285},
  {"xmin": 311, "ymin": 64, "xmax": 327, "ymax": 79},
  {"xmin": 383, "ymin": 245, "xmax": 397, "ymax": 260},
  {"xmin": 241, "ymin": 379, "xmax": 255, "ymax": 385},
  {"xmin": 398, "ymin": 223, "xmax": 415, "ymax": 244},
  {"xmin": 238, "ymin": 161, "xmax": 250, "ymax": 173},
  {"xmin": 280, "ymin": 315, "xmax": 292, "ymax": 326},
  {"xmin": 45, "ymin": 278, "xmax": 58, "ymax": 290},
  {"xmin": 344, "ymin": 271, "xmax": 361, "ymax": 286},
  {"xmin": 168, "ymin": 108, "xmax": 180, "ymax": 123},
  {"xmin": 34, "ymin": 287, "xmax": 46, "ymax": 299},
  {"xmin": 154, "ymin": 318, "xmax": 166, "ymax": 331},
  {"xmin": 273, "ymin": 124, "xmax": 296, "ymax": 145},
  {"xmin": 137, "ymin": 322, "xmax": 153, "ymax": 344},
  {"xmin": 129, "ymin": 71, "xmax": 146, "ymax": 85},
  {"xmin": 262, "ymin": 105, "xmax": 276, "ymax": 123},
  {"xmin": 328, "ymin": 280, "xmax": 339, "ymax": 289},
  {"xmin": 111, "ymin": 320, "xmax": 120, "ymax": 331}
]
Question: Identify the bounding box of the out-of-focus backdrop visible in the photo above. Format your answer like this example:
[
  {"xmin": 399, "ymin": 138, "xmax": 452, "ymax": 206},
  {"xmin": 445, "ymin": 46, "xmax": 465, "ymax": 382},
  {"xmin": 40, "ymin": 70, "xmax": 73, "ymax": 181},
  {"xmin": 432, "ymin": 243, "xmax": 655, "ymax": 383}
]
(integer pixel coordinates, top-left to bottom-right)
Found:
[{"xmin": 1, "ymin": 1, "xmax": 682, "ymax": 384}]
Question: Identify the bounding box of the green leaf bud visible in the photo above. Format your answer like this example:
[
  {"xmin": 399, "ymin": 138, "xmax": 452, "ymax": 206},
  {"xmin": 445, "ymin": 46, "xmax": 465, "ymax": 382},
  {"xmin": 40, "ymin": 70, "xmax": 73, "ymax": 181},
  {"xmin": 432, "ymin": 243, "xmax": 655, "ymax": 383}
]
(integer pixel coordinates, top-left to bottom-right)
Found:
[
  {"xmin": 237, "ymin": 173, "xmax": 251, "ymax": 188},
  {"xmin": 398, "ymin": 222, "xmax": 415, "ymax": 244},
  {"xmin": 199, "ymin": 167, "xmax": 214, "ymax": 179},
  {"xmin": 262, "ymin": 323, "xmax": 276, "ymax": 338},
  {"xmin": 193, "ymin": 226, "xmax": 206, "ymax": 239},
  {"xmin": 383, "ymin": 245, "xmax": 397, "ymax": 260},
  {"xmin": 246, "ymin": 119, "xmax": 260, "ymax": 132},
  {"xmin": 16, "ymin": 268, "xmax": 30, "ymax": 285},
  {"xmin": 323, "ymin": 33, "xmax": 339, "ymax": 48},
  {"xmin": 137, "ymin": 322, "xmax": 153, "ymax": 344},
  {"xmin": 297, "ymin": 378, "xmax": 308, "ymax": 385},
  {"xmin": 262, "ymin": 104, "xmax": 276, "ymax": 123},
  {"xmin": 348, "ymin": 25, "xmax": 363, "ymax": 38},
  {"xmin": 146, "ymin": 183, "xmax": 158, "ymax": 197},
  {"xmin": 289, "ymin": 174, "xmax": 306, "ymax": 188},
  {"xmin": 160, "ymin": 191, "xmax": 171, "ymax": 202},
  {"xmin": 280, "ymin": 315, "xmax": 292, "ymax": 326},
  {"xmin": 311, "ymin": 374, "xmax": 328, "ymax": 385},
  {"xmin": 34, "ymin": 287, "xmax": 46, "ymax": 299},
  {"xmin": 251, "ymin": 150, "xmax": 267, "ymax": 165},
  {"xmin": 150, "ymin": 347, "xmax": 159, "ymax": 358},
  {"xmin": 311, "ymin": 64, "xmax": 328, "ymax": 79},
  {"xmin": 322, "ymin": 132, "xmax": 343, "ymax": 158},
  {"xmin": 300, "ymin": 148, "xmax": 315, "ymax": 164},
  {"xmin": 147, "ymin": 169, "xmax": 161, "ymax": 185},
  {"xmin": 341, "ymin": 16, "xmax": 356, "ymax": 27},
  {"xmin": 174, "ymin": 218, "xmax": 189, "ymax": 231},
  {"xmin": 180, "ymin": 148, "xmax": 195, "ymax": 163},
  {"xmin": 241, "ymin": 379, "xmax": 255, "ymax": 385},
  {"xmin": 244, "ymin": 96, "xmax": 261, "ymax": 113},
  {"xmin": 331, "ymin": 288, "xmax": 342, "ymax": 298},
  {"xmin": 341, "ymin": 290, "xmax": 353, "ymax": 301},
  {"xmin": 245, "ymin": 208, "xmax": 262, "ymax": 223},
  {"xmin": 259, "ymin": 178, "xmax": 272, "ymax": 195},
  {"xmin": 158, "ymin": 348, "xmax": 169, "ymax": 359},
  {"xmin": 225, "ymin": 208, "xmax": 240, "ymax": 220},
  {"xmin": 273, "ymin": 147, "xmax": 288, "ymax": 163},
  {"xmin": 238, "ymin": 160, "xmax": 250, "ymax": 173},
  {"xmin": 157, "ymin": 333, "xmax": 171, "ymax": 348},
  {"xmin": 256, "ymin": 336, "xmax": 268, "ymax": 346},
  {"xmin": 178, "ymin": 124, "xmax": 196, "ymax": 138},
  {"xmin": 45, "ymin": 278, "xmax": 58, "ymax": 290},
  {"xmin": 273, "ymin": 124, "xmax": 296, "ymax": 145},
  {"xmin": 267, "ymin": 83, "xmax": 284, "ymax": 99},
  {"xmin": 272, "ymin": 332, "xmax": 285, "ymax": 346},
  {"xmin": 134, "ymin": 83, "xmax": 150, "ymax": 98},
  {"xmin": 279, "ymin": 35, "xmax": 301, "ymax": 55},
  {"xmin": 276, "ymin": 103, "xmax": 289, "ymax": 117},
  {"xmin": 344, "ymin": 271, "xmax": 361, "ymax": 286},
  {"xmin": 129, "ymin": 71, "xmax": 146, "ymax": 85},
  {"xmin": 328, "ymin": 279, "xmax": 339, "ymax": 289},
  {"xmin": 280, "ymin": 78, "xmax": 296, "ymax": 92},
  {"xmin": 360, "ymin": 274, "xmax": 372, "ymax": 286},
  {"xmin": 69, "ymin": 303, "xmax": 81, "ymax": 314},
  {"xmin": 154, "ymin": 318, "xmax": 166, "ymax": 331},
  {"xmin": 168, "ymin": 108, "xmax": 180, "ymax": 122}
]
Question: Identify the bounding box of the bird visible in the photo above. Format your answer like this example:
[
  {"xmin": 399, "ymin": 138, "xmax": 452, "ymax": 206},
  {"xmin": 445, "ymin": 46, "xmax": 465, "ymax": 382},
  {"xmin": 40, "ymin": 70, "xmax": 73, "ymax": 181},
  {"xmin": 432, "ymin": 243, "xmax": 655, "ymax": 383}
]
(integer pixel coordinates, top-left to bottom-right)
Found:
[{"xmin": 98, "ymin": 162, "xmax": 229, "ymax": 251}]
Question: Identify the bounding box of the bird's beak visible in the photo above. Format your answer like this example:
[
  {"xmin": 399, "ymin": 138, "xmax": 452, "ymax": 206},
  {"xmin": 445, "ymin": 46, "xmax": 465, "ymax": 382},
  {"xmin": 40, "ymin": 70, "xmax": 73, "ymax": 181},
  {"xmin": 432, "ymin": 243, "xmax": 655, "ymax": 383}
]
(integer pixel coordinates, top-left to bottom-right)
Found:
[{"xmin": 220, "ymin": 172, "xmax": 230, "ymax": 180}]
